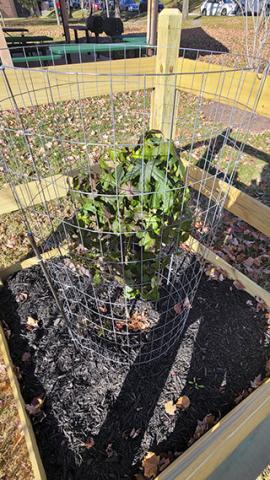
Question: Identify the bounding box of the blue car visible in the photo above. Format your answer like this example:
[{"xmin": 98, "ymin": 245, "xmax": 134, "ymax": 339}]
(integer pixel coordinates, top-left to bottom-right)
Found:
[
  {"xmin": 120, "ymin": 0, "xmax": 139, "ymax": 11},
  {"xmin": 139, "ymin": 0, "xmax": 164, "ymax": 13}
]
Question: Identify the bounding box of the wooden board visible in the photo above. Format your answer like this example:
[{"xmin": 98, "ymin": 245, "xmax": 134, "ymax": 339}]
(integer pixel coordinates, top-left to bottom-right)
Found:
[
  {"xmin": 0, "ymin": 322, "xmax": 47, "ymax": 480},
  {"xmin": 1, "ymin": 163, "xmax": 269, "ymax": 239},
  {"xmin": 0, "ymin": 57, "xmax": 156, "ymax": 111},
  {"xmin": 0, "ymin": 57, "xmax": 269, "ymax": 119},
  {"xmin": 0, "ymin": 245, "xmax": 68, "ymax": 281},
  {"xmin": 156, "ymin": 378, "xmax": 270, "ymax": 480},
  {"xmin": 185, "ymin": 163, "xmax": 270, "ymax": 238},
  {"xmin": 0, "ymin": 175, "xmax": 69, "ymax": 216},
  {"xmin": 186, "ymin": 236, "xmax": 270, "ymax": 308},
  {"xmin": 175, "ymin": 57, "xmax": 270, "ymax": 119}
]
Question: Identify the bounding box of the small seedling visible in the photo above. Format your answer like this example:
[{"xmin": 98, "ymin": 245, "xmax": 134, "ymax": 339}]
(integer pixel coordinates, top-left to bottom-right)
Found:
[{"xmin": 188, "ymin": 377, "xmax": 205, "ymax": 390}]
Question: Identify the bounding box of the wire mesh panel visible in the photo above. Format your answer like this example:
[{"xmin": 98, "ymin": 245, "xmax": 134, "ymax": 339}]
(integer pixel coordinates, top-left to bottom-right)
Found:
[{"xmin": 0, "ymin": 45, "xmax": 268, "ymax": 364}]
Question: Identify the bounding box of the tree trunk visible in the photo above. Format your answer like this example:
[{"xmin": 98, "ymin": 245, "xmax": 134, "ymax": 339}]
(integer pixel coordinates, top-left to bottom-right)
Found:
[
  {"xmin": 182, "ymin": 0, "xmax": 189, "ymax": 20},
  {"xmin": 114, "ymin": 0, "xmax": 121, "ymax": 18}
]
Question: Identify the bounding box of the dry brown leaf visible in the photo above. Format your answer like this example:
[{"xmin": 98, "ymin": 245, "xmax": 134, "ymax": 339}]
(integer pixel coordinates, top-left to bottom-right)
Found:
[
  {"xmin": 142, "ymin": 452, "xmax": 160, "ymax": 479},
  {"xmin": 16, "ymin": 292, "xmax": 28, "ymax": 303},
  {"xmin": 21, "ymin": 352, "xmax": 31, "ymax": 362},
  {"xmin": 173, "ymin": 303, "xmax": 183, "ymax": 314},
  {"xmin": 0, "ymin": 381, "xmax": 10, "ymax": 393},
  {"xmin": 84, "ymin": 437, "xmax": 95, "ymax": 449},
  {"xmin": 176, "ymin": 395, "xmax": 191, "ymax": 410},
  {"xmin": 26, "ymin": 316, "xmax": 39, "ymax": 330},
  {"xmin": 25, "ymin": 396, "xmax": 44, "ymax": 416},
  {"xmin": 250, "ymin": 374, "xmax": 262, "ymax": 389},
  {"xmin": 234, "ymin": 390, "xmax": 249, "ymax": 405},
  {"xmin": 164, "ymin": 400, "xmax": 176, "ymax": 415},
  {"xmin": 128, "ymin": 312, "xmax": 149, "ymax": 332},
  {"xmin": 115, "ymin": 321, "xmax": 126, "ymax": 331},
  {"xmin": 6, "ymin": 236, "xmax": 17, "ymax": 249},
  {"xmin": 233, "ymin": 280, "xmax": 245, "ymax": 290},
  {"xmin": 188, "ymin": 414, "xmax": 216, "ymax": 445}
]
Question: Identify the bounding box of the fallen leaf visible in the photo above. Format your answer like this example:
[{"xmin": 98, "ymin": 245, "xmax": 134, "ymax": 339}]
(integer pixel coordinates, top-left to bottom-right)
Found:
[
  {"xmin": 115, "ymin": 321, "xmax": 126, "ymax": 331},
  {"xmin": 176, "ymin": 395, "xmax": 190, "ymax": 410},
  {"xmin": 142, "ymin": 452, "xmax": 160, "ymax": 479},
  {"xmin": 173, "ymin": 303, "xmax": 183, "ymax": 314},
  {"xmin": 84, "ymin": 437, "xmax": 95, "ymax": 449},
  {"xmin": 256, "ymin": 298, "xmax": 267, "ymax": 312},
  {"xmin": 233, "ymin": 280, "xmax": 245, "ymax": 290},
  {"xmin": 188, "ymin": 414, "xmax": 216, "ymax": 445},
  {"xmin": 129, "ymin": 312, "xmax": 149, "ymax": 332},
  {"xmin": 98, "ymin": 305, "xmax": 108, "ymax": 314},
  {"xmin": 15, "ymin": 292, "xmax": 28, "ymax": 303},
  {"xmin": 26, "ymin": 316, "xmax": 39, "ymax": 330},
  {"xmin": 0, "ymin": 381, "xmax": 10, "ymax": 393},
  {"xmin": 250, "ymin": 374, "xmax": 262, "ymax": 389},
  {"xmin": 164, "ymin": 400, "xmax": 176, "ymax": 415},
  {"xmin": 25, "ymin": 396, "xmax": 44, "ymax": 416},
  {"xmin": 21, "ymin": 352, "xmax": 31, "ymax": 362},
  {"xmin": 105, "ymin": 443, "xmax": 114, "ymax": 458},
  {"xmin": 234, "ymin": 390, "xmax": 249, "ymax": 405},
  {"xmin": 183, "ymin": 297, "xmax": 192, "ymax": 309},
  {"xmin": 243, "ymin": 257, "xmax": 254, "ymax": 268},
  {"xmin": 6, "ymin": 236, "xmax": 17, "ymax": 249}
]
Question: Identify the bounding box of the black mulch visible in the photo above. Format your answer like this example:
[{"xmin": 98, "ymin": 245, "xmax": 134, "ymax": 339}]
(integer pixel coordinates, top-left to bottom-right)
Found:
[{"xmin": 0, "ymin": 265, "xmax": 269, "ymax": 480}]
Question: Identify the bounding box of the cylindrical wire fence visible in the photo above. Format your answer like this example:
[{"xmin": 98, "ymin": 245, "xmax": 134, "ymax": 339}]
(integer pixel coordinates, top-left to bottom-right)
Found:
[{"xmin": 0, "ymin": 44, "xmax": 268, "ymax": 364}]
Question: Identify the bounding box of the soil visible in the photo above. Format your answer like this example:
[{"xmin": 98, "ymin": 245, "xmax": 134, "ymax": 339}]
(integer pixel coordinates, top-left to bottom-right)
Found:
[{"xmin": 0, "ymin": 264, "xmax": 269, "ymax": 480}]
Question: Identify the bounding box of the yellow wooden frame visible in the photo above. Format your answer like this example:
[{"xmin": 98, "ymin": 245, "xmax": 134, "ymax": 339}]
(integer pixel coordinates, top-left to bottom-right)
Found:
[{"xmin": 1, "ymin": 56, "xmax": 269, "ymax": 118}]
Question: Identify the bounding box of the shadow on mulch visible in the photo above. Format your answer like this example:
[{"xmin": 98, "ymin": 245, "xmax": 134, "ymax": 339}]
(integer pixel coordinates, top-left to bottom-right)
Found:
[
  {"xmin": 180, "ymin": 27, "xmax": 229, "ymax": 58},
  {"xmin": 0, "ymin": 265, "xmax": 269, "ymax": 480}
]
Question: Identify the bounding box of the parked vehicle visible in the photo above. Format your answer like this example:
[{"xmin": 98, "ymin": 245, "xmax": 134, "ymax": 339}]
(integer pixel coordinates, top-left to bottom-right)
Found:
[
  {"xmin": 201, "ymin": 0, "xmax": 238, "ymax": 15},
  {"xmin": 120, "ymin": 0, "xmax": 139, "ymax": 12},
  {"xmin": 139, "ymin": 0, "xmax": 164, "ymax": 13},
  {"xmin": 236, "ymin": 0, "xmax": 270, "ymax": 14},
  {"xmin": 48, "ymin": 0, "xmax": 80, "ymax": 8}
]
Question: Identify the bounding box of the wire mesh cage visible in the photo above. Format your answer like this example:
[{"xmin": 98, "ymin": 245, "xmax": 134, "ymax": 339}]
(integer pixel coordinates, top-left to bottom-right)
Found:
[{"xmin": 0, "ymin": 30, "xmax": 269, "ymax": 364}]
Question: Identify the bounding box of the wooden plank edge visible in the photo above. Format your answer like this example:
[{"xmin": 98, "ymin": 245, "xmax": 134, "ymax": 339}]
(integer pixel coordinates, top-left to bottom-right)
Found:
[
  {"xmin": 0, "ymin": 321, "xmax": 47, "ymax": 480},
  {"xmin": 0, "ymin": 246, "xmax": 68, "ymax": 282},
  {"xmin": 1, "ymin": 163, "xmax": 270, "ymax": 241},
  {"xmin": 186, "ymin": 236, "xmax": 270, "ymax": 308},
  {"xmin": 156, "ymin": 378, "xmax": 270, "ymax": 480},
  {"xmin": 184, "ymin": 162, "xmax": 270, "ymax": 239}
]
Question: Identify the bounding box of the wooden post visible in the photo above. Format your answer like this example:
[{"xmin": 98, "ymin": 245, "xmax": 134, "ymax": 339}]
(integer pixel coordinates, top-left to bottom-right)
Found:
[
  {"xmin": 59, "ymin": 0, "xmax": 71, "ymax": 43},
  {"xmin": 146, "ymin": 0, "xmax": 152, "ymax": 44},
  {"xmin": 149, "ymin": 0, "xmax": 158, "ymax": 46},
  {"xmin": 0, "ymin": 27, "xmax": 13, "ymax": 67},
  {"xmin": 182, "ymin": 0, "xmax": 189, "ymax": 21},
  {"xmin": 150, "ymin": 8, "xmax": 182, "ymax": 139}
]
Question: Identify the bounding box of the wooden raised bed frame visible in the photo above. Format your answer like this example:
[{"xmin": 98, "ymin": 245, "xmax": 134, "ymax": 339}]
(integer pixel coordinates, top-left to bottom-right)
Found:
[{"xmin": 0, "ymin": 9, "xmax": 270, "ymax": 480}]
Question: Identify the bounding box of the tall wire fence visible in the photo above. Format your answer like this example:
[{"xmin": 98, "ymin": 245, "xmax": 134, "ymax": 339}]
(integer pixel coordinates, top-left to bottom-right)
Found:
[{"xmin": 0, "ymin": 45, "xmax": 268, "ymax": 364}]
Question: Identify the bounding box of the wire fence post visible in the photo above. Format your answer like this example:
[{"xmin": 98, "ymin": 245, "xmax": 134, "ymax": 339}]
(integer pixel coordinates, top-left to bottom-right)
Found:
[{"xmin": 150, "ymin": 8, "xmax": 182, "ymax": 139}]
